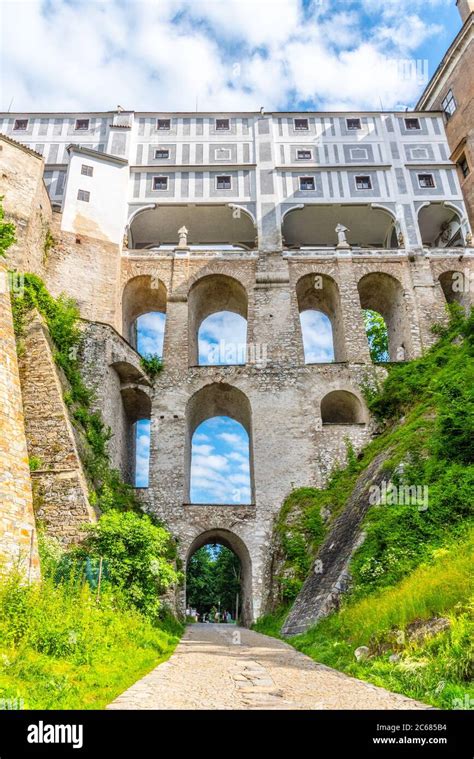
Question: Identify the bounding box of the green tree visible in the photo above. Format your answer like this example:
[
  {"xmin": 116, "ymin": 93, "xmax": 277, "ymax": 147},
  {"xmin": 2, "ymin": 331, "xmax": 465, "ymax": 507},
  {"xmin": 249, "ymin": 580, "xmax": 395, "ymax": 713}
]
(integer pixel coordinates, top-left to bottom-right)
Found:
[
  {"xmin": 0, "ymin": 197, "xmax": 16, "ymax": 258},
  {"xmin": 364, "ymin": 309, "xmax": 389, "ymax": 362},
  {"xmin": 76, "ymin": 511, "xmax": 180, "ymax": 618},
  {"xmin": 186, "ymin": 545, "xmax": 242, "ymax": 619}
]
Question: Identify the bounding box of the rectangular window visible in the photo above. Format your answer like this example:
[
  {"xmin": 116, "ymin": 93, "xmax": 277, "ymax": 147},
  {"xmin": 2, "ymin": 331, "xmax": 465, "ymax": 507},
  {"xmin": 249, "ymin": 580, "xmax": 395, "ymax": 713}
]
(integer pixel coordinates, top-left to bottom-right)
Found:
[
  {"xmin": 294, "ymin": 118, "xmax": 309, "ymax": 131},
  {"xmin": 418, "ymin": 173, "xmax": 435, "ymax": 189},
  {"xmin": 299, "ymin": 176, "xmax": 315, "ymax": 191},
  {"xmin": 355, "ymin": 175, "xmax": 372, "ymax": 190},
  {"xmin": 154, "ymin": 148, "xmax": 170, "ymax": 159},
  {"xmin": 297, "ymin": 149, "xmax": 312, "ymax": 160},
  {"xmin": 458, "ymin": 155, "xmax": 470, "ymax": 179},
  {"xmin": 442, "ymin": 89, "xmax": 456, "ymax": 119},
  {"xmin": 215, "ymin": 147, "xmax": 231, "ymax": 160},
  {"xmin": 13, "ymin": 118, "xmax": 28, "ymax": 131},
  {"xmin": 347, "ymin": 118, "xmax": 361, "ymax": 130},
  {"xmin": 81, "ymin": 164, "xmax": 93, "ymax": 177},
  {"xmin": 215, "ymin": 118, "xmax": 230, "ymax": 131},
  {"xmin": 157, "ymin": 118, "xmax": 171, "ymax": 130},
  {"xmin": 75, "ymin": 119, "xmax": 90, "ymax": 131},
  {"xmin": 405, "ymin": 117, "xmax": 421, "ymax": 130},
  {"xmin": 152, "ymin": 176, "xmax": 168, "ymax": 190},
  {"xmin": 350, "ymin": 147, "xmax": 368, "ymax": 160},
  {"xmin": 77, "ymin": 189, "xmax": 90, "ymax": 202},
  {"xmin": 216, "ymin": 175, "xmax": 232, "ymax": 190}
]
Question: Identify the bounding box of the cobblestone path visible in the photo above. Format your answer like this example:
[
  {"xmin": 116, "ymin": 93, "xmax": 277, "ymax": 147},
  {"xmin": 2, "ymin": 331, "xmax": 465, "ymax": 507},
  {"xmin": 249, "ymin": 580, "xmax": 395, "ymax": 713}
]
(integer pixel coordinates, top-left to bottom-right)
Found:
[{"xmin": 108, "ymin": 623, "xmax": 430, "ymax": 710}]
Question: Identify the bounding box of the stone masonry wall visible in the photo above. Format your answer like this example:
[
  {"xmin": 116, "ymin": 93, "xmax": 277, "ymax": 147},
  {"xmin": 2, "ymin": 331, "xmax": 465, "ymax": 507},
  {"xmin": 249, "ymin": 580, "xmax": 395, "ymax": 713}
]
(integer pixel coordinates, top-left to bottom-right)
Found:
[
  {"xmin": 0, "ymin": 263, "xmax": 40, "ymax": 579},
  {"xmin": 0, "ymin": 134, "xmax": 51, "ymax": 276},
  {"xmin": 19, "ymin": 311, "xmax": 96, "ymax": 545}
]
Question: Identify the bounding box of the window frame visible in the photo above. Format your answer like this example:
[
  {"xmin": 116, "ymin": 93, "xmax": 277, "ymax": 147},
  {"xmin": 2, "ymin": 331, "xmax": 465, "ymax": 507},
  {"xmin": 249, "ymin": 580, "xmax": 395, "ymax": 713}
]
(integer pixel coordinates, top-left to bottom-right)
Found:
[
  {"xmin": 296, "ymin": 148, "xmax": 313, "ymax": 161},
  {"xmin": 215, "ymin": 174, "xmax": 232, "ymax": 190},
  {"xmin": 294, "ymin": 117, "xmax": 309, "ymax": 131},
  {"xmin": 404, "ymin": 117, "xmax": 421, "ymax": 131},
  {"xmin": 299, "ymin": 176, "xmax": 316, "ymax": 192},
  {"xmin": 215, "ymin": 118, "xmax": 230, "ymax": 131},
  {"xmin": 75, "ymin": 118, "xmax": 90, "ymax": 131},
  {"xmin": 81, "ymin": 164, "xmax": 94, "ymax": 177},
  {"xmin": 441, "ymin": 89, "xmax": 457, "ymax": 120},
  {"xmin": 77, "ymin": 189, "xmax": 90, "ymax": 202},
  {"xmin": 346, "ymin": 117, "xmax": 362, "ymax": 131},
  {"xmin": 154, "ymin": 148, "xmax": 170, "ymax": 160},
  {"xmin": 458, "ymin": 154, "xmax": 470, "ymax": 180},
  {"xmin": 13, "ymin": 118, "xmax": 28, "ymax": 131},
  {"xmin": 355, "ymin": 175, "xmax": 372, "ymax": 191},
  {"xmin": 417, "ymin": 173, "xmax": 436, "ymax": 189},
  {"xmin": 156, "ymin": 118, "xmax": 171, "ymax": 131},
  {"xmin": 152, "ymin": 175, "xmax": 169, "ymax": 191}
]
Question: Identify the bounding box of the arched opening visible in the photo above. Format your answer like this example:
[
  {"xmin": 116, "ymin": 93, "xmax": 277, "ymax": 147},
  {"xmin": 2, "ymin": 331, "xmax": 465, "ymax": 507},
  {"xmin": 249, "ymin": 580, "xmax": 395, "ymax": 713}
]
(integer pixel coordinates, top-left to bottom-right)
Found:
[
  {"xmin": 283, "ymin": 204, "xmax": 398, "ymax": 249},
  {"xmin": 122, "ymin": 275, "xmax": 167, "ymax": 352},
  {"xmin": 198, "ymin": 312, "xmax": 247, "ymax": 366},
  {"xmin": 439, "ymin": 270, "xmax": 470, "ymax": 309},
  {"xmin": 296, "ymin": 273, "xmax": 345, "ymax": 362},
  {"xmin": 190, "ymin": 417, "xmax": 251, "ymax": 504},
  {"xmin": 418, "ymin": 203, "xmax": 464, "ymax": 248},
  {"xmin": 185, "ymin": 383, "xmax": 254, "ymax": 505},
  {"xmin": 128, "ymin": 204, "xmax": 257, "ymax": 249},
  {"xmin": 188, "ymin": 275, "xmax": 248, "ymax": 366},
  {"xmin": 185, "ymin": 529, "xmax": 253, "ymax": 625},
  {"xmin": 358, "ymin": 272, "xmax": 412, "ymax": 362},
  {"xmin": 118, "ymin": 382, "xmax": 152, "ymax": 486},
  {"xmin": 321, "ymin": 390, "xmax": 365, "ymax": 424}
]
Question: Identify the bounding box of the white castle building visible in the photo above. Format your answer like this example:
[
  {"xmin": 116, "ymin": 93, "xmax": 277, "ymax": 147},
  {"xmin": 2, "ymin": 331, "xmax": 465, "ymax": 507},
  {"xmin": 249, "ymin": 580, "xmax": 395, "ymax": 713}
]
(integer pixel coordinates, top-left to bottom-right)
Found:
[{"xmin": 1, "ymin": 109, "xmax": 471, "ymax": 252}]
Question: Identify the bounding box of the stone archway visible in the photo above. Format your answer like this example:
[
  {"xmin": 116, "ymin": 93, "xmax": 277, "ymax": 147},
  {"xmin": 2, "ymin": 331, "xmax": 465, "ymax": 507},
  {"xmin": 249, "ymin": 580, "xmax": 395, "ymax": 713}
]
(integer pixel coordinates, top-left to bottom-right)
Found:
[
  {"xmin": 185, "ymin": 528, "xmax": 253, "ymax": 626},
  {"xmin": 121, "ymin": 275, "xmax": 167, "ymax": 348},
  {"xmin": 358, "ymin": 271, "xmax": 413, "ymax": 361},
  {"xmin": 295, "ymin": 272, "xmax": 346, "ymax": 362}
]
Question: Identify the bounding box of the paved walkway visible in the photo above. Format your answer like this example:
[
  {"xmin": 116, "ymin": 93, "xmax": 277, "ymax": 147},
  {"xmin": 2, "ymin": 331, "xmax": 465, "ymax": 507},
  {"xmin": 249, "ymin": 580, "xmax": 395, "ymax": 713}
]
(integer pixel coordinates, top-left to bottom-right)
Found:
[
  {"xmin": 108, "ymin": 624, "xmax": 430, "ymax": 710},
  {"xmin": 107, "ymin": 624, "xmax": 429, "ymax": 709}
]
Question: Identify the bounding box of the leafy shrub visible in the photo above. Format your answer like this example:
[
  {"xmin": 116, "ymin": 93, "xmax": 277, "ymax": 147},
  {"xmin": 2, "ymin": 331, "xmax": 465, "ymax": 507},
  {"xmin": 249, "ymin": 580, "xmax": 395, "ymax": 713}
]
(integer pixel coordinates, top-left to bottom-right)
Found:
[{"xmin": 140, "ymin": 353, "xmax": 163, "ymax": 378}]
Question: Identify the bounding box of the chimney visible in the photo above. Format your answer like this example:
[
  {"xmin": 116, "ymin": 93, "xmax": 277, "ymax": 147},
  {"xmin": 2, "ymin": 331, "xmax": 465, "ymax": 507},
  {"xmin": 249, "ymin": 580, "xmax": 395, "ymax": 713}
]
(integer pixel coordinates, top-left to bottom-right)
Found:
[{"xmin": 456, "ymin": 0, "xmax": 474, "ymax": 23}]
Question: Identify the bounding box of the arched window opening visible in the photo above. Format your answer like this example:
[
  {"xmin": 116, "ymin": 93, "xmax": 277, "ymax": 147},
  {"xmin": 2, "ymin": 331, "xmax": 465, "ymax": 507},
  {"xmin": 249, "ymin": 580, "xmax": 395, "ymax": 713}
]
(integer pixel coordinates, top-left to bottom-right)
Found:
[
  {"xmin": 418, "ymin": 204, "xmax": 464, "ymax": 248},
  {"xmin": 186, "ymin": 543, "xmax": 242, "ymax": 624},
  {"xmin": 188, "ymin": 275, "xmax": 248, "ymax": 366},
  {"xmin": 300, "ymin": 310, "xmax": 335, "ymax": 363},
  {"xmin": 198, "ymin": 311, "xmax": 247, "ymax": 366},
  {"xmin": 135, "ymin": 418, "xmax": 151, "ymax": 487},
  {"xmin": 122, "ymin": 275, "xmax": 167, "ymax": 353},
  {"xmin": 185, "ymin": 383, "xmax": 254, "ymax": 505},
  {"xmin": 296, "ymin": 273, "xmax": 345, "ymax": 362},
  {"xmin": 136, "ymin": 312, "xmax": 166, "ymax": 359},
  {"xmin": 190, "ymin": 416, "xmax": 251, "ymax": 505},
  {"xmin": 358, "ymin": 272, "xmax": 411, "ymax": 362},
  {"xmin": 363, "ymin": 309, "xmax": 389, "ymax": 362},
  {"xmin": 321, "ymin": 390, "xmax": 365, "ymax": 424}
]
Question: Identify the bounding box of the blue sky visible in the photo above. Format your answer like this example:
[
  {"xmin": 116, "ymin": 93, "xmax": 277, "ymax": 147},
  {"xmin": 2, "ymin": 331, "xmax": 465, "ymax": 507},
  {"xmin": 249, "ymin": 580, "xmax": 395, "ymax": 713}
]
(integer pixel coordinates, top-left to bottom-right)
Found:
[{"xmin": 0, "ymin": 0, "xmax": 462, "ymax": 112}]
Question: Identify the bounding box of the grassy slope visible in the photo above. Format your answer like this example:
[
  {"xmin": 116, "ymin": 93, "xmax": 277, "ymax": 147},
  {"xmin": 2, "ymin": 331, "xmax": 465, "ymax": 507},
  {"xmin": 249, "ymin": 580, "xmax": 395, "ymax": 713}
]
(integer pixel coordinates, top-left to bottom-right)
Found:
[
  {"xmin": 0, "ymin": 574, "xmax": 182, "ymax": 710},
  {"xmin": 255, "ymin": 308, "xmax": 474, "ymax": 709}
]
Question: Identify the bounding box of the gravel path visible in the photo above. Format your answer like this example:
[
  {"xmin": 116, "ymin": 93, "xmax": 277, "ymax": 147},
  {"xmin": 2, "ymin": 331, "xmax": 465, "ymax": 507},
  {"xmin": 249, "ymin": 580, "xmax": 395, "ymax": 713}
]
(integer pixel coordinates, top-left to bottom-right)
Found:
[{"xmin": 108, "ymin": 623, "xmax": 430, "ymax": 710}]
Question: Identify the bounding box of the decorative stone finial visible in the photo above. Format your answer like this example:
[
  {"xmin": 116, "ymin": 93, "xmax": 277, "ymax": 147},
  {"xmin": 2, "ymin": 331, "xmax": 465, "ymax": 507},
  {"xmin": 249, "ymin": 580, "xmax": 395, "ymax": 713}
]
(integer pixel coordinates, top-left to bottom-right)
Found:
[
  {"xmin": 177, "ymin": 226, "xmax": 189, "ymax": 249},
  {"xmin": 397, "ymin": 231, "xmax": 405, "ymax": 247},
  {"xmin": 335, "ymin": 223, "xmax": 351, "ymax": 249},
  {"xmin": 465, "ymin": 231, "xmax": 473, "ymax": 248}
]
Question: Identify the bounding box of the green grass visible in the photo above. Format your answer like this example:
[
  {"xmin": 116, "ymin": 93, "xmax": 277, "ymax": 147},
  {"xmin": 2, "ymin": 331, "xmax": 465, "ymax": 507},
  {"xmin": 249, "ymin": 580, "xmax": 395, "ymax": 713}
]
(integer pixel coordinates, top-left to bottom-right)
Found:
[
  {"xmin": 255, "ymin": 308, "xmax": 474, "ymax": 709},
  {"xmin": 0, "ymin": 573, "xmax": 183, "ymax": 710},
  {"xmin": 254, "ymin": 530, "xmax": 473, "ymax": 709}
]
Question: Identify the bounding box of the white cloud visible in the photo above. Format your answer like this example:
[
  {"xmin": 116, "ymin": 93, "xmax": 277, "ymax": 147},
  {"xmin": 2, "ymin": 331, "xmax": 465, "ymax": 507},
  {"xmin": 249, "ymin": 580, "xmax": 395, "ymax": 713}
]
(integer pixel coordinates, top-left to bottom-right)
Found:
[
  {"xmin": 300, "ymin": 309, "xmax": 334, "ymax": 363},
  {"xmin": 0, "ymin": 0, "xmax": 449, "ymax": 112}
]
